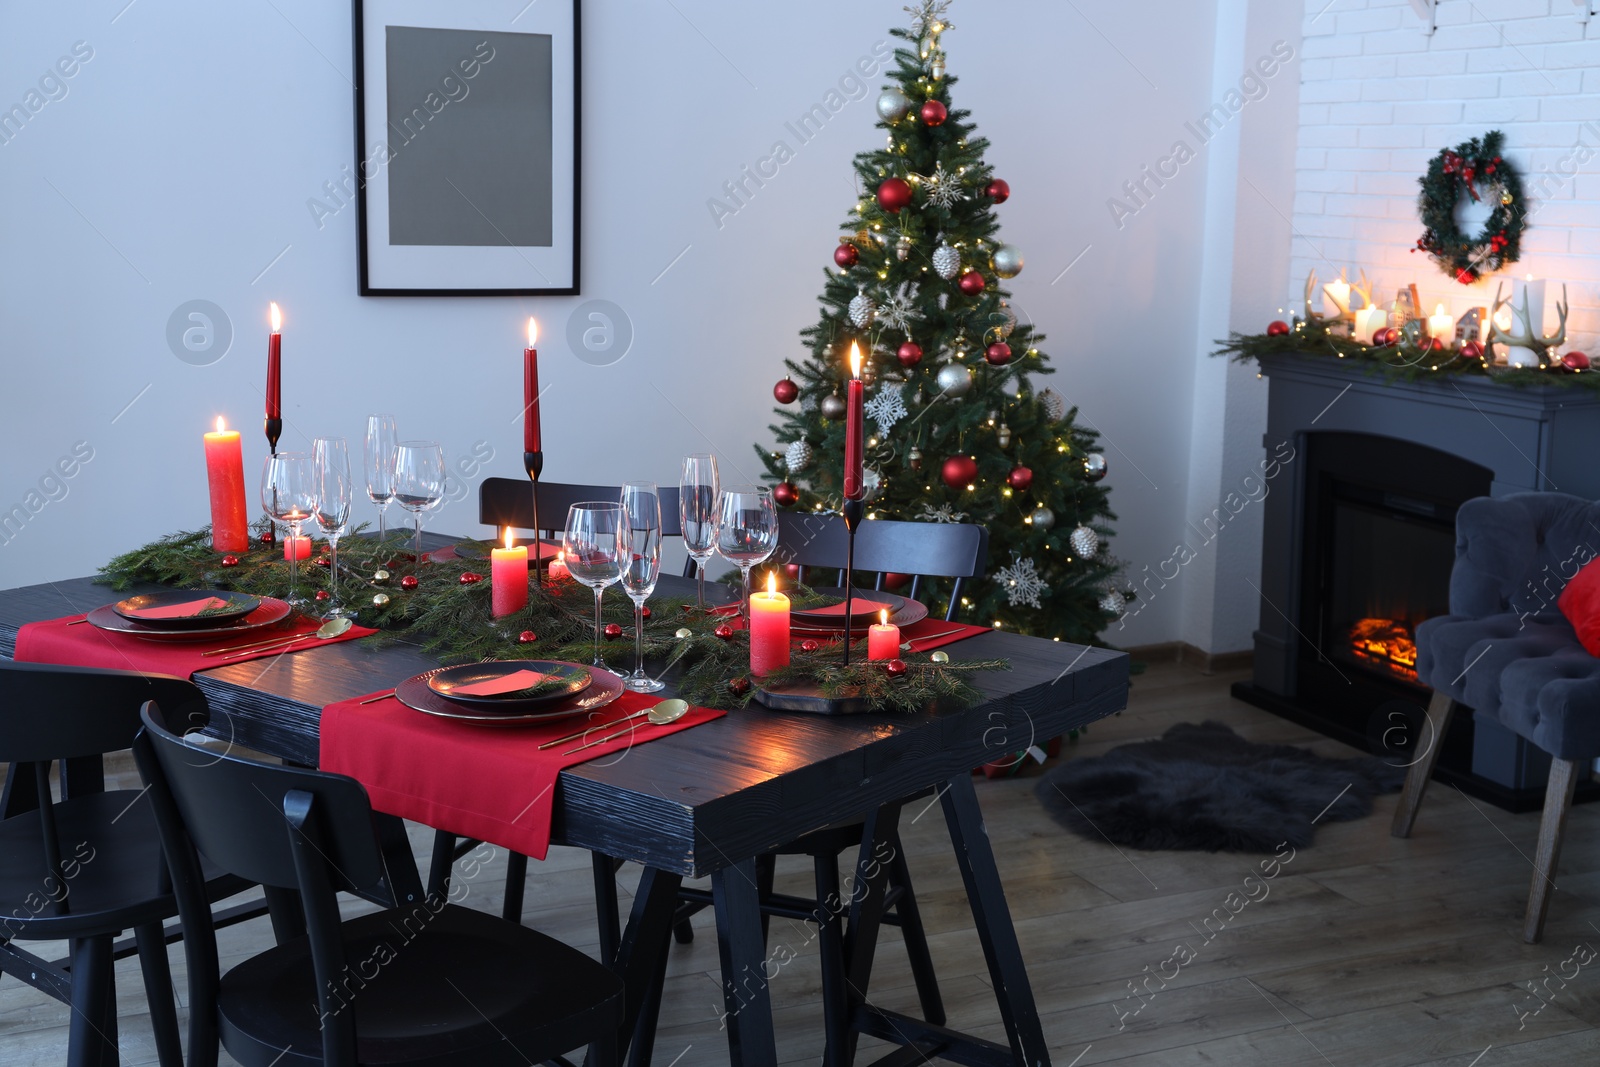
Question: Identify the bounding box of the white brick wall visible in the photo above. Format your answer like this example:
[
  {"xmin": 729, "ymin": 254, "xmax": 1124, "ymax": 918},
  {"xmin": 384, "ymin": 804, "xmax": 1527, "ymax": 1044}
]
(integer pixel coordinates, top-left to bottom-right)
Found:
[{"xmin": 1292, "ymin": 0, "xmax": 1600, "ymax": 346}]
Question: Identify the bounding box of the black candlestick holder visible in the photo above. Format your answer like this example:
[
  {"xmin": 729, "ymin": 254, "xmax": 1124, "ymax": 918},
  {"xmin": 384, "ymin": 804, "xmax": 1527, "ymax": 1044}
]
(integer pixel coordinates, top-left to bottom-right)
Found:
[
  {"xmin": 263, "ymin": 416, "xmax": 282, "ymax": 546},
  {"xmin": 839, "ymin": 497, "xmax": 864, "ymax": 665},
  {"xmin": 524, "ymin": 450, "xmax": 544, "ymax": 586}
]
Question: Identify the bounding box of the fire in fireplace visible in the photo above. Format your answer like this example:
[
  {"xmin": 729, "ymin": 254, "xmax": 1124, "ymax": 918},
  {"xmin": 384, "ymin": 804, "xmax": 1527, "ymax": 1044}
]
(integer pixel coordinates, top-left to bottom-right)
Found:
[{"xmin": 1347, "ymin": 617, "xmax": 1418, "ymax": 680}]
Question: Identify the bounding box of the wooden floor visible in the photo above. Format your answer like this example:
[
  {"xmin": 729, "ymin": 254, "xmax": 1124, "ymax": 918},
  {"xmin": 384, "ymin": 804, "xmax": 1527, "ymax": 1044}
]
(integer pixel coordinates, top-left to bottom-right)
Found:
[{"xmin": 5, "ymin": 661, "xmax": 1599, "ymax": 1065}]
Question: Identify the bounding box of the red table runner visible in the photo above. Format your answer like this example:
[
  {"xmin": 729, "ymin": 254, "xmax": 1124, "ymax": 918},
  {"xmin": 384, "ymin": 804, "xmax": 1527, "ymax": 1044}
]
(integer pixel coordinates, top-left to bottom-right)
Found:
[
  {"xmin": 14, "ymin": 612, "xmax": 375, "ymax": 678},
  {"xmin": 320, "ymin": 689, "xmax": 724, "ymax": 861}
]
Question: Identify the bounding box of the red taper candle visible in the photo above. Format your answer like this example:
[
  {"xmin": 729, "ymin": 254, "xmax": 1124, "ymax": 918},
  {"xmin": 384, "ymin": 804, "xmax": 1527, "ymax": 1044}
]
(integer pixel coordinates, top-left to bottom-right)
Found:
[
  {"xmin": 266, "ymin": 302, "xmax": 282, "ymax": 421},
  {"xmin": 843, "ymin": 341, "xmax": 865, "ymax": 500},
  {"xmin": 523, "ymin": 317, "xmax": 542, "ymax": 453}
]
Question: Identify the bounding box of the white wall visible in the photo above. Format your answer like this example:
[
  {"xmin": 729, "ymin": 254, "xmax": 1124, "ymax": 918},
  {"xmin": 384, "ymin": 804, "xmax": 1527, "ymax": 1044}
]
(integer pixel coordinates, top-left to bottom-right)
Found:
[{"xmin": 0, "ymin": 0, "xmax": 1236, "ymax": 648}]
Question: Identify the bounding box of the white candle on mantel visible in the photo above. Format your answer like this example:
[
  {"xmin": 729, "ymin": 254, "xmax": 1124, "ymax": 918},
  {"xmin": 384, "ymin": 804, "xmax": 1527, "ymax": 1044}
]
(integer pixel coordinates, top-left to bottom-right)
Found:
[
  {"xmin": 1355, "ymin": 307, "xmax": 1388, "ymax": 344},
  {"xmin": 1428, "ymin": 303, "xmax": 1454, "ymax": 341},
  {"xmin": 1506, "ymin": 274, "xmax": 1548, "ymax": 368},
  {"xmin": 1323, "ymin": 271, "xmax": 1352, "ymax": 319}
]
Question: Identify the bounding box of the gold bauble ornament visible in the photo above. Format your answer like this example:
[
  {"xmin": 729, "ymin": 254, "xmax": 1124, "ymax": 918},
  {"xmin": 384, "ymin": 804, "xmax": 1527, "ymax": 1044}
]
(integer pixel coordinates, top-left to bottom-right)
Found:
[
  {"xmin": 372, "ymin": 593, "xmax": 391, "ymax": 607},
  {"xmin": 675, "ymin": 627, "xmax": 693, "ymax": 639},
  {"xmin": 930, "ymin": 650, "xmax": 950, "ymax": 663},
  {"xmin": 1500, "ymin": 189, "xmax": 1514, "ymax": 205},
  {"xmin": 373, "ymin": 568, "xmax": 390, "ymax": 582}
]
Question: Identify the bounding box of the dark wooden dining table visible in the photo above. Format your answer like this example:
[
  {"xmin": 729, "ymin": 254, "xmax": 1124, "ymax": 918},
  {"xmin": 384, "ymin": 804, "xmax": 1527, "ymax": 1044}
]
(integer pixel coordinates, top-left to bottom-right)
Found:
[{"xmin": 0, "ymin": 550, "xmax": 1128, "ymax": 1067}]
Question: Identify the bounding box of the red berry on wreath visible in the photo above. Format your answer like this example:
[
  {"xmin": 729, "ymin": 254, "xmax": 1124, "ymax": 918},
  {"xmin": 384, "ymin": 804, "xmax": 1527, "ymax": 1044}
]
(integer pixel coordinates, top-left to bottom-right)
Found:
[
  {"xmin": 400, "ymin": 575, "xmax": 419, "ymax": 590},
  {"xmin": 985, "ymin": 178, "xmax": 1010, "ymax": 203},
  {"xmin": 958, "ymin": 270, "xmax": 986, "ymax": 295},
  {"xmin": 1456, "ymin": 268, "xmax": 1478, "ymax": 285},
  {"xmin": 714, "ymin": 623, "xmax": 735, "ymax": 640},
  {"xmin": 314, "ymin": 556, "xmax": 330, "ymax": 568},
  {"xmin": 728, "ymin": 676, "xmax": 752, "ymax": 695},
  {"xmin": 315, "ymin": 590, "xmax": 329, "ymax": 601},
  {"xmin": 1563, "ymin": 350, "xmax": 1590, "ymax": 371},
  {"xmin": 984, "ymin": 342, "xmax": 1012, "ymax": 366},
  {"xmin": 259, "ymin": 530, "xmax": 275, "ymax": 544},
  {"xmin": 459, "ymin": 571, "xmax": 483, "ymax": 585},
  {"xmin": 800, "ymin": 639, "xmax": 820, "ymax": 653},
  {"xmin": 897, "ymin": 341, "xmax": 924, "ymax": 368},
  {"xmin": 877, "ymin": 177, "xmax": 914, "ymax": 213},
  {"xmin": 220, "ymin": 555, "xmax": 239, "ymax": 567},
  {"xmin": 1007, "ymin": 465, "xmax": 1034, "ymax": 491},
  {"xmin": 641, "ymin": 606, "xmax": 652, "ymax": 619},
  {"xmin": 604, "ymin": 622, "xmax": 623, "ymax": 638},
  {"xmin": 1266, "ymin": 320, "xmax": 1290, "ymax": 337},
  {"xmin": 833, "ymin": 242, "xmax": 859, "ymax": 268},
  {"xmin": 772, "ymin": 481, "xmax": 799, "ymax": 507},
  {"xmin": 518, "ymin": 630, "xmax": 538, "ymax": 643},
  {"xmin": 941, "ymin": 454, "xmax": 978, "ymax": 490},
  {"xmin": 884, "ymin": 658, "xmax": 908, "ymax": 677},
  {"xmin": 1460, "ymin": 340, "xmax": 1484, "ymax": 361},
  {"xmin": 919, "ymin": 100, "xmax": 947, "ymax": 126},
  {"xmin": 773, "ymin": 377, "xmax": 799, "ymax": 404}
]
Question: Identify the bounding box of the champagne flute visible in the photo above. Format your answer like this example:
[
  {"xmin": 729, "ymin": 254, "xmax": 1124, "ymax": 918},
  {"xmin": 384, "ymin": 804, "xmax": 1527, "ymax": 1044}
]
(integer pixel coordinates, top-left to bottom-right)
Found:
[
  {"xmin": 312, "ymin": 437, "xmax": 353, "ymax": 619},
  {"xmin": 364, "ymin": 414, "xmax": 398, "ymax": 543},
  {"xmin": 393, "ymin": 441, "xmax": 446, "ymax": 575},
  {"xmin": 563, "ymin": 502, "xmax": 624, "ymax": 670},
  {"xmin": 715, "ymin": 486, "xmax": 780, "ymax": 622},
  {"xmin": 679, "ymin": 453, "xmax": 719, "ymax": 610},
  {"xmin": 619, "ymin": 482, "xmax": 664, "ymax": 693},
  {"xmin": 260, "ymin": 452, "xmax": 315, "ymax": 609}
]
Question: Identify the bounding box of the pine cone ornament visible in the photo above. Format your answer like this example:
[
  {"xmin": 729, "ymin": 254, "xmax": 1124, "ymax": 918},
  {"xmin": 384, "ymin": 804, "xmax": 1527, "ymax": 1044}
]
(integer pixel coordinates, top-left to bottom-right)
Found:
[
  {"xmin": 785, "ymin": 439, "xmax": 813, "ymax": 473},
  {"xmin": 1039, "ymin": 387, "xmax": 1068, "ymax": 422},
  {"xmin": 932, "ymin": 242, "xmax": 960, "ymax": 280},
  {"xmin": 995, "ymin": 300, "xmax": 1017, "ymax": 338},
  {"xmin": 1099, "ymin": 590, "xmax": 1127, "ymax": 616},
  {"xmin": 1069, "ymin": 525, "xmax": 1100, "ymax": 558},
  {"xmin": 848, "ymin": 290, "xmax": 875, "ymax": 329}
]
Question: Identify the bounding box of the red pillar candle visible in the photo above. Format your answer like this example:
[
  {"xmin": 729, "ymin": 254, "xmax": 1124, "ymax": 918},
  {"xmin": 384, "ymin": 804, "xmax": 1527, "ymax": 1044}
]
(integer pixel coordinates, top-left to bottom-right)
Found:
[
  {"xmin": 202, "ymin": 417, "xmax": 249, "ymax": 552},
  {"xmin": 547, "ymin": 550, "xmax": 570, "ymax": 580},
  {"xmin": 523, "ymin": 317, "xmax": 542, "ymax": 453},
  {"xmin": 266, "ymin": 302, "xmax": 282, "ymax": 421},
  {"xmin": 867, "ymin": 609, "xmax": 901, "ymax": 660},
  {"xmin": 283, "ymin": 534, "xmax": 312, "ymax": 561},
  {"xmin": 490, "ymin": 527, "xmax": 530, "ymax": 617},
  {"xmin": 749, "ymin": 573, "xmax": 791, "ymax": 676},
  {"xmin": 843, "ymin": 341, "xmax": 864, "ymax": 500}
]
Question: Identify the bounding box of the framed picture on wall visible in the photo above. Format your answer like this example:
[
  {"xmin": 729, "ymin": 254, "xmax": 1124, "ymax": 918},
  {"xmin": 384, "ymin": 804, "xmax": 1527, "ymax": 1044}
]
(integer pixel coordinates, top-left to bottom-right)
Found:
[{"xmin": 353, "ymin": 0, "xmax": 580, "ymax": 295}]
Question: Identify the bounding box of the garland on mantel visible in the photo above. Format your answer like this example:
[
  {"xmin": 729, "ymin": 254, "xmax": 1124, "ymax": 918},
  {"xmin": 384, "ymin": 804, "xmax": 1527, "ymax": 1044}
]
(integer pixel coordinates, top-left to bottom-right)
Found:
[
  {"xmin": 1214, "ymin": 316, "xmax": 1600, "ymax": 391},
  {"xmin": 97, "ymin": 523, "xmax": 1007, "ymax": 712}
]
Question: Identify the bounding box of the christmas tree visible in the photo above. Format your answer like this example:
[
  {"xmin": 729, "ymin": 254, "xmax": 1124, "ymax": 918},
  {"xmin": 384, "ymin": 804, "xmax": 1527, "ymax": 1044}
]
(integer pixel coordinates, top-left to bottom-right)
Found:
[{"xmin": 758, "ymin": 0, "xmax": 1127, "ymax": 645}]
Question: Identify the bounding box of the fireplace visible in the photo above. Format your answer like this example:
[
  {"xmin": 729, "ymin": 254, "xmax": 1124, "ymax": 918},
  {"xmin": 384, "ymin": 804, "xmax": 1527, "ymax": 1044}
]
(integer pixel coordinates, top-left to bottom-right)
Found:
[{"xmin": 1237, "ymin": 354, "xmax": 1600, "ymax": 812}]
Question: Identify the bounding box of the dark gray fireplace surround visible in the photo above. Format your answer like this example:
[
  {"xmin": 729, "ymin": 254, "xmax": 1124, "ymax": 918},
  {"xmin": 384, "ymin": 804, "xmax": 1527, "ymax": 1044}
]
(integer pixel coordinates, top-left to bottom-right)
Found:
[{"xmin": 1238, "ymin": 353, "xmax": 1600, "ymax": 811}]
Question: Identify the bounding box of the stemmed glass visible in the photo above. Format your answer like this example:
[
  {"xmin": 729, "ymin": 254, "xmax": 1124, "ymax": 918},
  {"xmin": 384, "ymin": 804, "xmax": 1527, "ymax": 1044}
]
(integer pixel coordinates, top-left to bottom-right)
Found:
[
  {"xmin": 312, "ymin": 437, "xmax": 354, "ymax": 619},
  {"xmin": 393, "ymin": 441, "xmax": 446, "ymax": 574},
  {"xmin": 364, "ymin": 414, "xmax": 398, "ymax": 543},
  {"xmin": 260, "ymin": 452, "xmax": 315, "ymax": 609},
  {"xmin": 715, "ymin": 486, "xmax": 780, "ymax": 622},
  {"xmin": 563, "ymin": 502, "xmax": 624, "ymax": 671},
  {"xmin": 619, "ymin": 483, "xmax": 664, "ymax": 693},
  {"xmin": 680, "ymin": 453, "xmax": 720, "ymax": 610}
]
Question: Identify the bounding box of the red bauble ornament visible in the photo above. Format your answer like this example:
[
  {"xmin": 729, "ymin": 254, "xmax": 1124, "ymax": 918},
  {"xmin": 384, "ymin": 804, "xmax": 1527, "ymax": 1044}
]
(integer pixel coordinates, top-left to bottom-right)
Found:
[
  {"xmin": 604, "ymin": 622, "xmax": 623, "ymax": 638},
  {"xmin": 958, "ymin": 270, "xmax": 986, "ymax": 295},
  {"xmin": 884, "ymin": 658, "xmax": 908, "ymax": 677},
  {"xmin": 400, "ymin": 575, "xmax": 419, "ymax": 590},
  {"xmin": 728, "ymin": 677, "xmax": 752, "ymax": 695},
  {"xmin": 897, "ymin": 341, "xmax": 924, "ymax": 368},
  {"xmin": 783, "ymin": 563, "xmax": 802, "ymax": 579},
  {"xmin": 883, "ymin": 572, "xmax": 912, "ymax": 590},
  {"xmin": 518, "ymin": 630, "xmax": 538, "ymax": 644},
  {"xmin": 459, "ymin": 571, "xmax": 483, "ymax": 585},
  {"xmin": 772, "ymin": 481, "xmax": 799, "ymax": 507},
  {"xmin": 1427, "ymin": 337, "xmax": 1447, "ymax": 352},
  {"xmin": 1563, "ymin": 350, "xmax": 1591, "ymax": 371},
  {"xmin": 919, "ymin": 100, "xmax": 947, "ymax": 126},
  {"xmin": 1266, "ymin": 320, "xmax": 1290, "ymax": 337},
  {"xmin": 834, "ymin": 242, "xmax": 859, "ymax": 268},
  {"xmin": 985, "ymin": 178, "xmax": 1010, "ymax": 203},
  {"xmin": 1007, "ymin": 466, "xmax": 1034, "ymax": 491},
  {"xmin": 220, "ymin": 555, "xmax": 239, "ymax": 567},
  {"xmin": 714, "ymin": 623, "xmax": 735, "ymax": 640},
  {"xmin": 1459, "ymin": 340, "xmax": 1484, "ymax": 361},
  {"xmin": 941, "ymin": 455, "xmax": 978, "ymax": 489},
  {"xmin": 1456, "ymin": 268, "xmax": 1478, "ymax": 285},
  {"xmin": 800, "ymin": 639, "xmax": 820, "ymax": 653},
  {"xmin": 1378, "ymin": 327, "xmax": 1399, "ymax": 347},
  {"xmin": 984, "ymin": 342, "xmax": 1012, "ymax": 366},
  {"xmin": 773, "ymin": 377, "xmax": 799, "ymax": 404},
  {"xmin": 877, "ymin": 177, "xmax": 914, "ymax": 213},
  {"xmin": 315, "ymin": 590, "xmax": 329, "ymax": 601}
]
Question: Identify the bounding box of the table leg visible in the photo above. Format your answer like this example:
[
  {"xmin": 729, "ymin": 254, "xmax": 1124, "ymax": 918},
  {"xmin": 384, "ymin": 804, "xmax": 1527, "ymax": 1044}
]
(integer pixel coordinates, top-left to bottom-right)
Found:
[
  {"xmin": 372, "ymin": 812, "xmax": 425, "ymax": 905},
  {"xmin": 940, "ymin": 772, "xmax": 1051, "ymax": 1063},
  {"xmin": 838, "ymin": 803, "xmax": 902, "ymax": 1067},
  {"xmin": 711, "ymin": 858, "xmax": 778, "ymax": 1067},
  {"xmin": 610, "ymin": 865, "xmax": 682, "ymax": 1061}
]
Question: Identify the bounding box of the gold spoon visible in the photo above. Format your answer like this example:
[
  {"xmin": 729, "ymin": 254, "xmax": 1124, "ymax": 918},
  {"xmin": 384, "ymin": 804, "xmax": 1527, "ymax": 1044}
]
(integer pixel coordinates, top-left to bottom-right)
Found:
[
  {"xmin": 210, "ymin": 617, "xmax": 354, "ymax": 659},
  {"xmin": 562, "ymin": 699, "xmax": 691, "ymax": 755},
  {"xmin": 538, "ymin": 698, "xmax": 687, "ymax": 750}
]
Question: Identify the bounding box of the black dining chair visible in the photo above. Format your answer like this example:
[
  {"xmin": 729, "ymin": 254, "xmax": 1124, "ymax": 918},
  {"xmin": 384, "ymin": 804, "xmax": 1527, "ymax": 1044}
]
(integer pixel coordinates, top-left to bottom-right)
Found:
[
  {"xmin": 0, "ymin": 663, "xmax": 259, "ymax": 1067},
  {"xmin": 133, "ymin": 700, "xmax": 625, "ymax": 1067}
]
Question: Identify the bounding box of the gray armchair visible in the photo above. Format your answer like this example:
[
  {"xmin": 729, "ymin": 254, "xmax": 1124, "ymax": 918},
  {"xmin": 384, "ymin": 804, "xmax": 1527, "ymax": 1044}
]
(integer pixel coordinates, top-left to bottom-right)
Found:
[{"xmin": 1396, "ymin": 491, "xmax": 1600, "ymax": 943}]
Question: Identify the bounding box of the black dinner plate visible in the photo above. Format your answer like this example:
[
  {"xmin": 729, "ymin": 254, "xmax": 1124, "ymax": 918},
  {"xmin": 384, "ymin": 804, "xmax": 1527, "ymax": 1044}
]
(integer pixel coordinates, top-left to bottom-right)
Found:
[
  {"xmin": 87, "ymin": 597, "xmax": 292, "ymax": 641},
  {"xmin": 791, "ymin": 588, "xmax": 910, "ymax": 626},
  {"xmin": 112, "ymin": 589, "xmax": 261, "ymax": 629},
  {"xmin": 426, "ymin": 660, "xmax": 592, "ymax": 710},
  {"xmin": 397, "ymin": 667, "xmax": 623, "ymax": 726}
]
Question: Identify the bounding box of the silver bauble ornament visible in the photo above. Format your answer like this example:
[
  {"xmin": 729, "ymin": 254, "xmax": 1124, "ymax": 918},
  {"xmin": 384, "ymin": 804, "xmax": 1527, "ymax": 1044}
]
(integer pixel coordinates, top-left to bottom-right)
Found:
[
  {"xmin": 1099, "ymin": 590, "xmax": 1127, "ymax": 616},
  {"xmin": 785, "ymin": 439, "xmax": 813, "ymax": 473},
  {"xmin": 675, "ymin": 627, "xmax": 693, "ymax": 639},
  {"xmin": 862, "ymin": 467, "xmax": 883, "ymax": 499},
  {"xmin": 876, "ymin": 88, "xmax": 913, "ymax": 123},
  {"xmin": 1039, "ymin": 387, "xmax": 1068, "ymax": 422},
  {"xmin": 991, "ymin": 244, "xmax": 1024, "ymax": 279},
  {"xmin": 372, "ymin": 592, "xmax": 391, "ymax": 607},
  {"xmin": 1069, "ymin": 524, "xmax": 1100, "ymax": 558},
  {"xmin": 996, "ymin": 423, "xmax": 1012, "ymax": 449},
  {"xmin": 895, "ymin": 234, "xmax": 913, "ymax": 261},
  {"xmin": 930, "ymin": 650, "xmax": 950, "ymax": 664},
  {"xmin": 935, "ymin": 363, "xmax": 973, "ymax": 397},
  {"xmin": 820, "ymin": 393, "xmax": 847, "ymax": 420},
  {"xmin": 1083, "ymin": 452, "xmax": 1109, "ymax": 482},
  {"xmin": 1030, "ymin": 505, "xmax": 1055, "ymax": 530},
  {"xmin": 848, "ymin": 290, "xmax": 875, "ymax": 329},
  {"xmin": 932, "ymin": 242, "xmax": 960, "ymax": 280}
]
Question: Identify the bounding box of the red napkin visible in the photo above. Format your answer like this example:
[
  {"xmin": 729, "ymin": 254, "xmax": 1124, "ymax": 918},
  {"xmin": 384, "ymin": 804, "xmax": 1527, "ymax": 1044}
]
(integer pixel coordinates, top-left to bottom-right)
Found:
[
  {"xmin": 898, "ymin": 618, "xmax": 989, "ymax": 652},
  {"xmin": 445, "ymin": 669, "xmax": 552, "ymax": 696},
  {"xmin": 320, "ymin": 689, "xmax": 724, "ymax": 861},
  {"xmin": 14, "ymin": 611, "xmax": 375, "ymax": 678},
  {"xmin": 125, "ymin": 596, "xmax": 231, "ymax": 620}
]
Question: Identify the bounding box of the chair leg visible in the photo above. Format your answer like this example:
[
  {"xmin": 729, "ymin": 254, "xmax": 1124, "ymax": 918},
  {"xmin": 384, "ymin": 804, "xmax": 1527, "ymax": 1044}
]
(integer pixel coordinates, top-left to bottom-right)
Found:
[
  {"xmin": 1524, "ymin": 758, "xmax": 1580, "ymax": 945},
  {"xmin": 886, "ymin": 839, "xmax": 945, "ymax": 1026},
  {"xmin": 67, "ymin": 936, "xmax": 117, "ymax": 1067},
  {"xmin": 1391, "ymin": 691, "xmax": 1457, "ymax": 839},
  {"xmin": 134, "ymin": 923, "xmax": 182, "ymax": 1067},
  {"xmin": 502, "ymin": 851, "xmax": 528, "ymax": 923}
]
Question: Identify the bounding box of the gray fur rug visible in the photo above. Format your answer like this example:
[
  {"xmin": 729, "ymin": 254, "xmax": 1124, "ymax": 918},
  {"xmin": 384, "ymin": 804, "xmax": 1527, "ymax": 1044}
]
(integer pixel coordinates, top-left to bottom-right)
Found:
[{"xmin": 1035, "ymin": 721, "xmax": 1406, "ymax": 853}]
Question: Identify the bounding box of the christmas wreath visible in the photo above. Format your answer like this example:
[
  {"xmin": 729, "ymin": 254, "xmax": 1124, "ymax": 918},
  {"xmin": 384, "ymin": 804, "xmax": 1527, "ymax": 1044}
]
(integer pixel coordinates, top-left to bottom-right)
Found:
[{"xmin": 1414, "ymin": 130, "xmax": 1524, "ymax": 285}]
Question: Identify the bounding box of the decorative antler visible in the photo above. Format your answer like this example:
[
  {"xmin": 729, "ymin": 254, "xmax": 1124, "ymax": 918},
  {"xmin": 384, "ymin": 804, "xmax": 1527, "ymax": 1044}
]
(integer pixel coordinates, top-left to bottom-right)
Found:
[
  {"xmin": 1488, "ymin": 282, "xmax": 1568, "ymax": 365},
  {"xmin": 1303, "ymin": 269, "xmax": 1324, "ymax": 325},
  {"xmin": 1351, "ymin": 269, "xmax": 1373, "ymax": 314}
]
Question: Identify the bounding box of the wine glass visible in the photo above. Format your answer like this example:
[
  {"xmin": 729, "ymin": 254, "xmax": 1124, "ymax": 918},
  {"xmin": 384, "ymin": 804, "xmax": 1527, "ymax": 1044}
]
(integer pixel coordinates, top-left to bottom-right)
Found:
[
  {"xmin": 312, "ymin": 437, "xmax": 353, "ymax": 619},
  {"xmin": 680, "ymin": 453, "xmax": 720, "ymax": 610},
  {"xmin": 715, "ymin": 486, "xmax": 780, "ymax": 622},
  {"xmin": 619, "ymin": 483, "xmax": 664, "ymax": 693},
  {"xmin": 563, "ymin": 502, "xmax": 624, "ymax": 670},
  {"xmin": 364, "ymin": 414, "xmax": 398, "ymax": 543},
  {"xmin": 260, "ymin": 452, "xmax": 315, "ymax": 609},
  {"xmin": 392, "ymin": 441, "xmax": 446, "ymax": 575}
]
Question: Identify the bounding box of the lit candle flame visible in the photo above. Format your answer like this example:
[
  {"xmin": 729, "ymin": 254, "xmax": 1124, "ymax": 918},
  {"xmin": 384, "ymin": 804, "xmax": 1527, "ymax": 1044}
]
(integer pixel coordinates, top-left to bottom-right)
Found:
[
  {"xmin": 849, "ymin": 340, "xmax": 862, "ymax": 379},
  {"xmin": 503, "ymin": 526, "xmax": 513, "ymax": 550},
  {"xmin": 880, "ymin": 608, "xmax": 889, "ymax": 625},
  {"xmin": 767, "ymin": 571, "xmax": 777, "ymax": 595},
  {"xmin": 1435, "ymin": 303, "xmax": 1446, "ymax": 316},
  {"xmin": 526, "ymin": 317, "xmax": 538, "ymax": 347},
  {"xmin": 215, "ymin": 416, "xmax": 225, "ymax": 434},
  {"xmin": 269, "ymin": 302, "xmax": 281, "ymax": 333}
]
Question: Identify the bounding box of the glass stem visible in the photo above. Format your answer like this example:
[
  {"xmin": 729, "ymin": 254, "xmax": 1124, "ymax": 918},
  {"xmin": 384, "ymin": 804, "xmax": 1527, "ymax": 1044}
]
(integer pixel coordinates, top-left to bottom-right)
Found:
[
  {"xmin": 634, "ymin": 600, "xmax": 646, "ymax": 679},
  {"xmin": 377, "ymin": 504, "xmax": 386, "ymax": 542},
  {"xmin": 696, "ymin": 558, "xmax": 707, "ymax": 610},
  {"xmin": 593, "ymin": 587, "xmax": 605, "ymax": 665},
  {"xmin": 413, "ymin": 513, "xmax": 424, "ymax": 574},
  {"xmin": 740, "ymin": 565, "xmax": 752, "ymax": 624},
  {"xmin": 327, "ymin": 535, "xmax": 341, "ymax": 612},
  {"xmin": 288, "ymin": 521, "xmax": 301, "ymax": 605}
]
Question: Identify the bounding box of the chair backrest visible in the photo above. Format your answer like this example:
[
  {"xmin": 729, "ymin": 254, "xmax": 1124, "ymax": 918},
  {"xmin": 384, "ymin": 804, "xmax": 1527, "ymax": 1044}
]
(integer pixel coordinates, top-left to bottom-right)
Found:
[
  {"xmin": 1450, "ymin": 492, "xmax": 1600, "ymax": 618},
  {"xmin": 771, "ymin": 513, "xmax": 989, "ymax": 620},
  {"xmin": 480, "ymin": 477, "xmax": 684, "ymax": 538},
  {"xmin": 0, "ymin": 662, "xmax": 206, "ymax": 765}
]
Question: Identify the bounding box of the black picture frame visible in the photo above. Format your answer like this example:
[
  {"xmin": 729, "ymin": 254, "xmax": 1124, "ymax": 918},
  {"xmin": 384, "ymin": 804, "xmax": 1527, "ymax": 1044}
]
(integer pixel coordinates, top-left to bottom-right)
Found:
[{"xmin": 352, "ymin": 0, "xmax": 581, "ymax": 296}]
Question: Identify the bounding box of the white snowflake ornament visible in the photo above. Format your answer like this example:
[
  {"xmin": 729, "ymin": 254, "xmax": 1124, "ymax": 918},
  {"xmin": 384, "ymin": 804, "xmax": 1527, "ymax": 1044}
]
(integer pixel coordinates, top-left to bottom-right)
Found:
[
  {"xmin": 877, "ymin": 282, "xmax": 920, "ymax": 333},
  {"xmin": 1069, "ymin": 525, "xmax": 1100, "ymax": 558},
  {"xmin": 995, "ymin": 556, "xmax": 1049, "ymax": 609},
  {"xmin": 920, "ymin": 164, "xmax": 963, "ymax": 210},
  {"xmin": 864, "ymin": 387, "xmax": 908, "ymax": 434},
  {"xmin": 785, "ymin": 440, "xmax": 813, "ymax": 473},
  {"xmin": 918, "ymin": 502, "xmax": 968, "ymax": 524}
]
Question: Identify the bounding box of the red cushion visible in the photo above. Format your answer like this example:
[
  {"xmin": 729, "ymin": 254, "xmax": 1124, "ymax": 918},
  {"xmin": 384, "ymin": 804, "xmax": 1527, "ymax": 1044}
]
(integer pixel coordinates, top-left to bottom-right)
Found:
[{"xmin": 1557, "ymin": 556, "xmax": 1600, "ymax": 656}]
